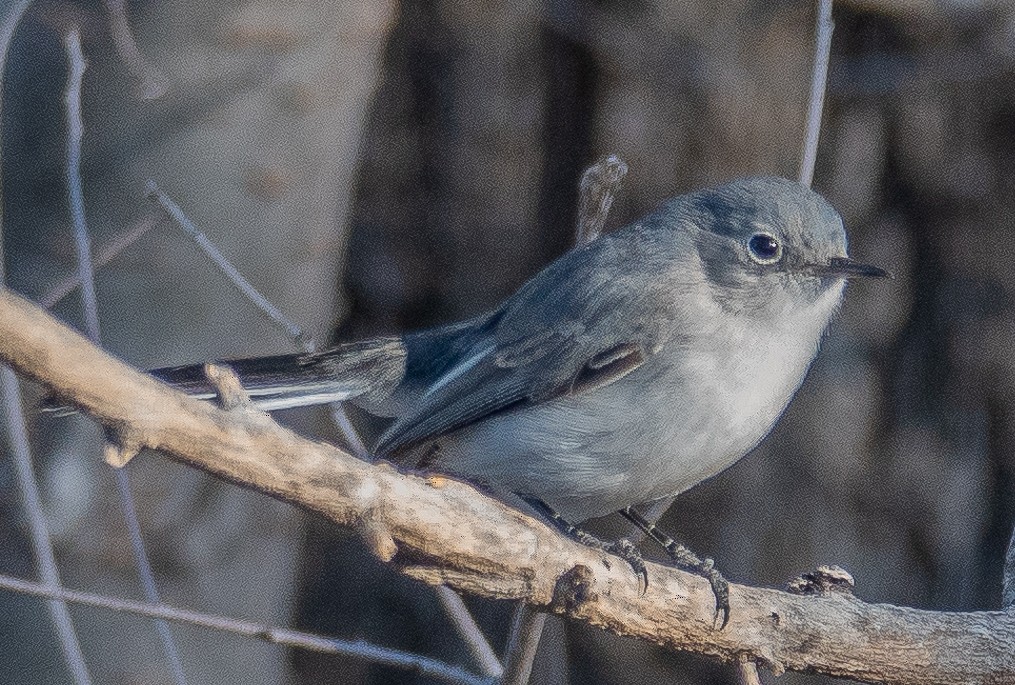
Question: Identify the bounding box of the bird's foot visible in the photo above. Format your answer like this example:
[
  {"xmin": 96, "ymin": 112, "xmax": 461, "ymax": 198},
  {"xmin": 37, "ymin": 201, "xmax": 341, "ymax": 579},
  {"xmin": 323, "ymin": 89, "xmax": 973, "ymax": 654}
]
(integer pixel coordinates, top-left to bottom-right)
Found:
[
  {"xmin": 620, "ymin": 506, "xmax": 731, "ymax": 629},
  {"xmin": 601, "ymin": 537, "xmax": 649, "ymax": 594},
  {"xmin": 524, "ymin": 497, "xmax": 649, "ymax": 593},
  {"xmin": 686, "ymin": 554, "xmax": 729, "ymax": 629}
]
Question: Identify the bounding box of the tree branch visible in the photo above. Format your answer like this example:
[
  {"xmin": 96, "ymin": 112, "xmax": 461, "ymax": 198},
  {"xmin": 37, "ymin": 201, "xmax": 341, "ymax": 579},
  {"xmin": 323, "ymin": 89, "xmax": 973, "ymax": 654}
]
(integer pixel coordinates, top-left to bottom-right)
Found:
[
  {"xmin": 2, "ymin": 286, "xmax": 1014, "ymax": 684},
  {"xmin": 0, "ymin": 572, "xmax": 488, "ymax": 685},
  {"xmin": 798, "ymin": 0, "xmax": 834, "ymax": 187}
]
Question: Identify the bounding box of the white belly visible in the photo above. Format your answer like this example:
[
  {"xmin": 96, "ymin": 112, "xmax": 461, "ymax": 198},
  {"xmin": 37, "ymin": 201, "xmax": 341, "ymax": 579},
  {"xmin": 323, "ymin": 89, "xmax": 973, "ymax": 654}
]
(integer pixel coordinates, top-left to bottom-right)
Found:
[{"xmin": 435, "ymin": 284, "xmax": 844, "ymax": 521}]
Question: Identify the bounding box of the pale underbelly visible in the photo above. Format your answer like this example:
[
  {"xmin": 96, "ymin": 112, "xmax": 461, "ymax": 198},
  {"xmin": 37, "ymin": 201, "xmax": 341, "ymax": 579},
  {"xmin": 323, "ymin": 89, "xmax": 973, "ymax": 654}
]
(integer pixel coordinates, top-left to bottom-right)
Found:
[{"xmin": 429, "ymin": 352, "xmax": 804, "ymax": 521}]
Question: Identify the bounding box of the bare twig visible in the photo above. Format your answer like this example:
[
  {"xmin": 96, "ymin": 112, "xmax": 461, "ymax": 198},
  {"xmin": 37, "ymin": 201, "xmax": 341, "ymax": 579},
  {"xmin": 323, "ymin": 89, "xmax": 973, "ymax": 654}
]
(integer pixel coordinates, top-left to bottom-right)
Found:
[
  {"xmin": 436, "ymin": 586, "xmax": 504, "ymax": 678},
  {"xmin": 64, "ymin": 31, "xmax": 187, "ymax": 685},
  {"xmin": 576, "ymin": 155, "xmax": 628, "ymax": 244},
  {"xmin": 3, "ymin": 287, "xmax": 1014, "ymax": 683},
  {"xmin": 0, "ymin": 572, "xmax": 490, "ymax": 685},
  {"xmin": 40, "ymin": 215, "xmax": 158, "ymax": 309},
  {"xmin": 149, "ymin": 185, "xmax": 375, "ymax": 461},
  {"xmin": 726, "ymin": 6, "xmax": 839, "ymax": 684},
  {"xmin": 0, "ymin": 371, "xmax": 93, "ymax": 685},
  {"xmin": 501, "ymin": 154, "xmax": 632, "ymax": 683},
  {"xmin": 0, "ymin": 0, "xmax": 35, "ymax": 274},
  {"xmin": 501, "ymin": 607, "xmax": 547, "ymax": 685},
  {"xmin": 0, "ymin": 10, "xmax": 93, "ymax": 682},
  {"xmin": 147, "ymin": 183, "xmax": 502, "ymax": 673},
  {"xmin": 737, "ymin": 655, "xmax": 764, "ymax": 685},
  {"xmin": 798, "ymin": 0, "xmax": 834, "ymax": 187},
  {"xmin": 145, "ymin": 181, "xmax": 311, "ymax": 349},
  {"xmin": 148, "ymin": 182, "xmax": 374, "ymax": 461},
  {"xmin": 329, "ymin": 403, "xmax": 372, "ymax": 458},
  {"xmin": 63, "ymin": 30, "xmax": 99, "ymax": 343}
]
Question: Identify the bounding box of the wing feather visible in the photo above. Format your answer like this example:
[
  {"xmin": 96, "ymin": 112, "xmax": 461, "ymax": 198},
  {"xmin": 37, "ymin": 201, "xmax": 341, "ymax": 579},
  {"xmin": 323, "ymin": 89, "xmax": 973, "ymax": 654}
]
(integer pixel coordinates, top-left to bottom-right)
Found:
[{"xmin": 373, "ymin": 222, "xmax": 693, "ymax": 457}]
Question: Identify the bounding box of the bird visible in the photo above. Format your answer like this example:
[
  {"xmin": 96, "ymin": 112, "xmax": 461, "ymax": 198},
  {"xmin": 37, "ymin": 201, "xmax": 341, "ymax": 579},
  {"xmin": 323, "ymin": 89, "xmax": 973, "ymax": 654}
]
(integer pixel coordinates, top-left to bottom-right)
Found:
[
  {"xmin": 104, "ymin": 176, "xmax": 889, "ymax": 623},
  {"xmin": 151, "ymin": 175, "xmax": 885, "ymax": 516}
]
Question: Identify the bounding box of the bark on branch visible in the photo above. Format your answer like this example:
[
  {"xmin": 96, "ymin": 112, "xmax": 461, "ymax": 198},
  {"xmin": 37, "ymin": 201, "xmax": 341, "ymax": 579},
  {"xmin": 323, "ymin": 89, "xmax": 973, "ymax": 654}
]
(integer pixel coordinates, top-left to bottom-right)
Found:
[{"xmin": 0, "ymin": 286, "xmax": 1013, "ymax": 684}]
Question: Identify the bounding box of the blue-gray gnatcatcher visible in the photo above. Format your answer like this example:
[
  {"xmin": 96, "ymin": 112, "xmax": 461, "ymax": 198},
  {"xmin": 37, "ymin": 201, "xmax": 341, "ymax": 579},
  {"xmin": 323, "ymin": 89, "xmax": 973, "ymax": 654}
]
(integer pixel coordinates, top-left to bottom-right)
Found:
[{"xmin": 147, "ymin": 175, "xmax": 888, "ymax": 618}]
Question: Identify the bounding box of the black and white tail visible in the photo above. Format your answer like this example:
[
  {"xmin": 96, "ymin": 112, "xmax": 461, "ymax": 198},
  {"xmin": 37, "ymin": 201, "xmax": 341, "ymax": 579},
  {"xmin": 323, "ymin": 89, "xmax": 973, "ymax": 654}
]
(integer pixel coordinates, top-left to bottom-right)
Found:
[{"xmin": 45, "ymin": 337, "xmax": 407, "ymax": 415}]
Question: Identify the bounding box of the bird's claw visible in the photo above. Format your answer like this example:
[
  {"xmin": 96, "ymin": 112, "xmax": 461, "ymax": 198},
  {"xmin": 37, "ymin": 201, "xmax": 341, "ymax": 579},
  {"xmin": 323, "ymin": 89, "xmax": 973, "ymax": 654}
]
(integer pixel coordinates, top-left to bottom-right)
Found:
[
  {"xmin": 618, "ymin": 506, "xmax": 732, "ymax": 628},
  {"xmin": 707, "ymin": 566, "xmax": 730, "ymax": 629},
  {"xmin": 607, "ymin": 538, "xmax": 649, "ymax": 594},
  {"xmin": 525, "ymin": 498, "xmax": 650, "ymax": 594}
]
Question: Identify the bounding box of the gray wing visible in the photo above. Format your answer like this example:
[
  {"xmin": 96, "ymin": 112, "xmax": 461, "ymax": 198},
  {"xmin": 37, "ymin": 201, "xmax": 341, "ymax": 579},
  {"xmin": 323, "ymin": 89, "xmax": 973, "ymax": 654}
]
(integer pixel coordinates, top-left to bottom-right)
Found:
[
  {"xmin": 373, "ymin": 226, "xmax": 693, "ymax": 456},
  {"xmin": 374, "ymin": 328, "xmax": 649, "ymax": 456}
]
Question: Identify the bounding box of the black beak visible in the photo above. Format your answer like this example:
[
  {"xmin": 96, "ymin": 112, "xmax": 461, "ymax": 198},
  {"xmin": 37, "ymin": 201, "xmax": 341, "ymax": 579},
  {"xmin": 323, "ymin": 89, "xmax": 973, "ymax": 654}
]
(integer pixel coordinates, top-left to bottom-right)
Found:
[{"xmin": 807, "ymin": 256, "xmax": 892, "ymax": 280}]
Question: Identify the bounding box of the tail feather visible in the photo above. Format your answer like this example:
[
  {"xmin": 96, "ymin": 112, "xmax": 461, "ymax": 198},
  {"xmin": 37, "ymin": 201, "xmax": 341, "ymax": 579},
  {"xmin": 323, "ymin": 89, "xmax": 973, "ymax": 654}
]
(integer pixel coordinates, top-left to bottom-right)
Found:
[{"xmin": 44, "ymin": 337, "xmax": 407, "ymax": 415}]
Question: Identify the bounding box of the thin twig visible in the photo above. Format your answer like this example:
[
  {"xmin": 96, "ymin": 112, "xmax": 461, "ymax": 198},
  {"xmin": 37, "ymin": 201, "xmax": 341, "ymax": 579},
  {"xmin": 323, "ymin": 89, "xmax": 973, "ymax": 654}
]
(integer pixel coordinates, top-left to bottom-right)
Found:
[
  {"xmin": 0, "ymin": 572, "xmax": 492, "ymax": 685},
  {"xmin": 737, "ymin": 656, "xmax": 764, "ymax": 685},
  {"xmin": 575, "ymin": 155, "xmax": 628, "ymax": 244},
  {"xmin": 726, "ymin": 6, "xmax": 834, "ymax": 684},
  {"xmin": 798, "ymin": 0, "xmax": 834, "ymax": 187},
  {"xmin": 64, "ymin": 31, "xmax": 100, "ymax": 344},
  {"xmin": 147, "ymin": 184, "xmax": 375, "ymax": 462},
  {"xmin": 0, "ymin": 0, "xmax": 35, "ymax": 279},
  {"xmin": 40, "ymin": 215, "xmax": 158, "ymax": 309},
  {"xmin": 149, "ymin": 190, "xmax": 373, "ymax": 459},
  {"xmin": 436, "ymin": 586, "xmax": 504, "ymax": 678},
  {"xmin": 64, "ymin": 30, "xmax": 187, "ymax": 685},
  {"xmin": 145, "ymin": 181, "xmax": 311, "ymax": 348},
  {"xmin": 502, "ymin": 155, "xmax": 631, "ymax": 683},
  {"xmin": 330, "ymin": 403, "xmax": 371, "ymax": 457},
  {"xmin": 0, "ymin": 371, "xmax": 93, "ymax": 685},
  {"xmin": 146, "ymin": 184, "xmax": 502, "ymax": 673},
  {"xmin": 501, "ymin": 607, "xmax": 547, "ymax": 685},
  {"xmin": 0, "ymin": 10, "xmax": 93, "ymax": 682}
]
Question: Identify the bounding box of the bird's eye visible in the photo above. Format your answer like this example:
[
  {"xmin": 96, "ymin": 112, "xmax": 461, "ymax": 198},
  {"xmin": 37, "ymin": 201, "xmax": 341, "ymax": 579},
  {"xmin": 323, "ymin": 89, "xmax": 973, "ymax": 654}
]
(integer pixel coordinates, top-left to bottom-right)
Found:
[{"xmin": 747, "ymin": 233, "xmax": 782, "ymax": 264}]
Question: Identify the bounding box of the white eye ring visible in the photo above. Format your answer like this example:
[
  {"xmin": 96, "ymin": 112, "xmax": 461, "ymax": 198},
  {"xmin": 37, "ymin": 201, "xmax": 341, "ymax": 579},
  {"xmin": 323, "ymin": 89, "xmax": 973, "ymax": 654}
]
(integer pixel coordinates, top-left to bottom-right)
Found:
[{"xmin": 747, "ymin": 232, "xmax": 782, "ymax": 265}]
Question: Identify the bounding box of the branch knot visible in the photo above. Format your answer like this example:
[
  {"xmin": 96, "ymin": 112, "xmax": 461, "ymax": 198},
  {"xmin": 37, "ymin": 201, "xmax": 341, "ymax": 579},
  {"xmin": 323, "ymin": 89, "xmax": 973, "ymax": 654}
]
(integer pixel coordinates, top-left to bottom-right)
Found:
[
  {"xmin": 787, "ymin": 565, "xmax": 855, "ymax": 596},
  {"xmin": 550, "ymin": 564, "xmax": 597, "ymax": 615}
]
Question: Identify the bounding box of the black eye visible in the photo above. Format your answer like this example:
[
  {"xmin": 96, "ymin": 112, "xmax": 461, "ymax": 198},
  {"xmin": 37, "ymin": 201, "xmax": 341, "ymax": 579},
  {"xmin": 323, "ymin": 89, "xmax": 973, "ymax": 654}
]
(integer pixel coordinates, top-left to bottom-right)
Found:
[{"xmin": 747, "ymin": 233, "xmax": 781, "ymax": 264}]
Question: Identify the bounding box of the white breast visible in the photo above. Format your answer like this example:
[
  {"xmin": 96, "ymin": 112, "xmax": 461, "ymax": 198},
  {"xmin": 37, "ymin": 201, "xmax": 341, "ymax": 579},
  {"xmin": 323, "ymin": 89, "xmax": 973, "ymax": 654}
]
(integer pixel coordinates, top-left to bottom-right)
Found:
[
  {"xmin": 645, "ymin": 280, "xmax": 847, "ymax": 502},
  {"xmin": 435, "ymin": 282, "xmax": 846, "ymax": 522}
]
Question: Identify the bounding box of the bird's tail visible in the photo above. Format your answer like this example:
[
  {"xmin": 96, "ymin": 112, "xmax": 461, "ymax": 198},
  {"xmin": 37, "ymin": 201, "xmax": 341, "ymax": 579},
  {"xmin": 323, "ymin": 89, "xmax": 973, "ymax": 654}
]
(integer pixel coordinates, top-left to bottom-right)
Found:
[{"xmin": 44, "ymin": 337, "xmax": 407, "ymax": 415}]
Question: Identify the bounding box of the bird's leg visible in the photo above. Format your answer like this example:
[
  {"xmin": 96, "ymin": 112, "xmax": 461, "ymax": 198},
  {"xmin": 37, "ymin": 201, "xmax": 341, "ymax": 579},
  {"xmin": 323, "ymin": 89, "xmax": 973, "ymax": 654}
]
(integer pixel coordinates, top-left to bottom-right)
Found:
[
  {"xmin": 522, "ymin": 497, "xmax": 648, "ymax": 594},
  {"xmin": 620, "ymin": 506, "xmax": 730, "ymax": 629}
]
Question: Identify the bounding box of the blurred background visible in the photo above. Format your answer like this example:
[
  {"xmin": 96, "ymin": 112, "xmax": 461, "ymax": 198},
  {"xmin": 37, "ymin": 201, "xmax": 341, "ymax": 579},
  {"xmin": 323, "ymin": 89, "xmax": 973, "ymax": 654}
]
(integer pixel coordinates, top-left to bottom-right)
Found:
[{"xmin": 2, "ymin": 0, "xmax": 1015, "ymax": 683}]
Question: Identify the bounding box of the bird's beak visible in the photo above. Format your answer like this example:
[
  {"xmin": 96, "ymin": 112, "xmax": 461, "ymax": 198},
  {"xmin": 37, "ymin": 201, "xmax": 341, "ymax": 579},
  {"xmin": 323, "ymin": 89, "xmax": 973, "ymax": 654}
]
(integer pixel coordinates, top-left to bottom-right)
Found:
[{"xmin": 806, "ymin": 256, "xmax": 892, "ymax": 280}]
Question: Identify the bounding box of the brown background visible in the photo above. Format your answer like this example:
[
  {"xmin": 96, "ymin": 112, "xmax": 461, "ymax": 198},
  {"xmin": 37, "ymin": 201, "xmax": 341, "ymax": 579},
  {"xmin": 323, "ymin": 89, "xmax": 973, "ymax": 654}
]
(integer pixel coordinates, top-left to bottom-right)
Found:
[{"xmin": 2, "ymin": 1, "xmax": 1014, "ymax": 683}]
